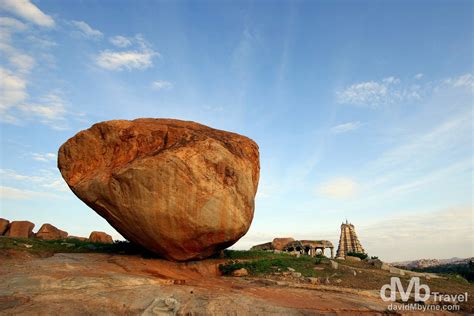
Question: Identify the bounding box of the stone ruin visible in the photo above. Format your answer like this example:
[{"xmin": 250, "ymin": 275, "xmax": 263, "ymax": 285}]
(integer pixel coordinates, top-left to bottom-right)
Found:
[
  {"xmin": 251, "ymin": 237, "xmax": 334, "ymax": 258},
  {"xmin": 335, "ymin": 220, "xmax": 365, "ymax": 259}
]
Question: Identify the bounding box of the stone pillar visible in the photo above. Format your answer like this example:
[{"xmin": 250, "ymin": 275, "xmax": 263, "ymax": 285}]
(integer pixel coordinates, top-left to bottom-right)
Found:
[{"xmin": 330, "ymin": 247, "xmax": 334, "ymax": 259}]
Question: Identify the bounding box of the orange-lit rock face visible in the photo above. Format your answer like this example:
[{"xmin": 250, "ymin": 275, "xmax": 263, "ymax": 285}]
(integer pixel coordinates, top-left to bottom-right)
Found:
[
  {"xmin": 272, "ymin": 237, "xmax": 295, "ymax": 251},
  {"xmin": 58, "ymin": 119, "xmax": 260, "ymax": 261},
  {"xmin": 35, "ymin": 223, "xmax": 68, "ymax": 240}
]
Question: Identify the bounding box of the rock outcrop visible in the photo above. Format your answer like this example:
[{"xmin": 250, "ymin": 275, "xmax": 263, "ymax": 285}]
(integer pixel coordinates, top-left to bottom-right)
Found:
[
  {"xmin": 5, "ymin": 221, "xmax": 35, "ymax": 238},
  {"xmin": 0, "ymin": 218, "xmax": 9, "ymax": 235},
  {"xmin": 58, "ymin": 119, "xmax": 259, "ymax": 261},
  {"xmin": 272, "ymin": 237, "xmax": 295, "ymax": 251},
  {"xmin": 89, "ymin": 231, "xmax": 113, "ymax": 244},
  {"xmin": 35, "ymin": 224, "xmax": 68, "ymax": 240}
]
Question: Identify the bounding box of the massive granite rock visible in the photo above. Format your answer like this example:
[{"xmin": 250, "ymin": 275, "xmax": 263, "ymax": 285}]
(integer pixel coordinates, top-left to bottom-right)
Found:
[
  {"xmin": 35, "ymin": 223, "xmax": 68, "ymax": 240},
  {"xmin": 58, "ymin": 119, "xmax": 260, "ymax": 261},
  {"xmin": 5, "ymin": 221, "xmax": 35, "ymax": 238},
  {"xmin": 0, "ymin": 218, "xmax": 9, "ymax": 235},
  {"xmin": 89, "ymin": 231, "xmax": 113, "ymax": 244}
]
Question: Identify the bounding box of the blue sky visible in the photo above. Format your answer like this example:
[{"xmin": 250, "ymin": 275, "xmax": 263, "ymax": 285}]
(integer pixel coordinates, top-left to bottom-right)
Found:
[{"xmin": 0, "ymin": 0, "xmax": 472, "ymax": 261}]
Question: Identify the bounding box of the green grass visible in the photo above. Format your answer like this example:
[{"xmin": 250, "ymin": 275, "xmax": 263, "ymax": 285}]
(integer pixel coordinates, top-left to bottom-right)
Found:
[
  {"xmin": 0, "ymin": 236, "xmax": 151, "ymax": 256},
  {"xmin": 219, "ymin": 255, "xmax": 328, "ymax": 277},
  {"xmin": 222, "ymin": 249, "xmax": 291, "ymax": 259}
]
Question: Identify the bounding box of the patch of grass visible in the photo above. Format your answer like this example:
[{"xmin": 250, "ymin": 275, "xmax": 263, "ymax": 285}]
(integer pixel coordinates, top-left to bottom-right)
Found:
[
  {"xmin": 219, "ymin": 255, "xmax": 327, "ymax": 277},
  {"xmin": 222, "ymin": 249, "xmax": 291, "ymax": 260},
  {"xmin": 0, "ymin": 236, "xmax": 153, "ymax": 256},
  {"xmin": 346, "ymin": 252, "xmax": 368, "ymax": 260}
]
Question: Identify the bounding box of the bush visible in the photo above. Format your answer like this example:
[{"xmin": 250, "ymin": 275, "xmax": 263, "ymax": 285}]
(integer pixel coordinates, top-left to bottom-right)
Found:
[{"xmin": 346, "ymin": 252, "xmax": 368, "ymax": 260}]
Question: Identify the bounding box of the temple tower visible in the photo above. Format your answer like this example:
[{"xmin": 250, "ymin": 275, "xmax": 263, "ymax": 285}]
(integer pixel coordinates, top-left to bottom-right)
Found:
[{"xmin": 336, "ymin": 220, "xmax": 365, "ymax": 258}]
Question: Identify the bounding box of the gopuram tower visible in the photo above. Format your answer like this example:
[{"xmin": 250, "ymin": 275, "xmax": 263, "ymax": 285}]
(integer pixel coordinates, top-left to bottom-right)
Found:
[{"xmin": 336, "ymin": 220, "xmax": 365, "ymax": 258}]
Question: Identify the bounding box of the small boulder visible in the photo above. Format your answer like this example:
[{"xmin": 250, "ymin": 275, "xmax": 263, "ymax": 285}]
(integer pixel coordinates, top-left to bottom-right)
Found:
[
  {"xmin": 380, "ymin": 263, "xmax": 390, "ymax": 271},
  {"xmin": 232, "ymin": 268, "xmax": 249, "ymax": 277},
  {"xmin": 389, "ymin": 267, "xmax": 405, "ymax": 276},
  {"xmin": 368, "ymin": 258, "xmax": 391, "ymax": 271},
  {"xmin": 35, "ymin": 223, "xmax": 68, "ymax": 240},
  {"xmin": 291, "ymin": 272, "xmax": 302, "ymax": 278},
  {"xmin": 0, "ymin": 218, "xmax": 10, "ymax": 235},
  {"xmin": 330, "ymin": 260, "xmax": 338, "ymax": 270},
  {"xmin": 89, "ymin": 231, "xmax": 113, "ymax": 243},
  {"xmin": 287, "ymin": 267, "xmax": 295, "ymax": 272},
  {"xmin": 306, "ymin": 277, "xmax": 320, "ymax": 285},
  {"xmin": 5, "ymin": 221, "xmax": 35, "ymax": 238},
  {"xmin": 345, "ymin": 256, "xmax": 362, "ymax": 262}
]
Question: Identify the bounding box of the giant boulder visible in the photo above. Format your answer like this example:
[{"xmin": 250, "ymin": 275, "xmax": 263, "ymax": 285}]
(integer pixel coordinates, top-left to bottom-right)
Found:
[
  {"xmin": 58, "ymin": 119, "xmax": 260, "ymax": 261},
  {"xmin": 89, "ymin": 231, "xmax": 113, "ymax": 244},
  {"xmin": 5, "ymin": 221, "xmax": 35, "ymax": 238},
  {"xmin": 35, "ymin": 223, "xmax": 68, "ymax": 240}
]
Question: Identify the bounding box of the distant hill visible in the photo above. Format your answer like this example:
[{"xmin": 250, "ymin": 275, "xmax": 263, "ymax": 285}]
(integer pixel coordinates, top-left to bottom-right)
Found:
[
  {"xmin": 392, "ymin": 257, "xmax": 473, "ymax": 269},
  {"xmin": 393, "ymin": 257, "xmax": 474, "ymax": 282}
]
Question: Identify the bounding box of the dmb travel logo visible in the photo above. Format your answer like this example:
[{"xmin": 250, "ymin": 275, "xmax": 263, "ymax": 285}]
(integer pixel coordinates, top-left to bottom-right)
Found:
[{"xmin": 380, "ymin": 277, "xmax": 468, "ymax": 312}]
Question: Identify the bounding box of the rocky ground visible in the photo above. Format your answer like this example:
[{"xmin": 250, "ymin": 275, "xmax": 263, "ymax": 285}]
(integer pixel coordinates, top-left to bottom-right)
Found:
[{"xmin": 1, "ymin": 238, "xmax": 473, "ymax": 315}]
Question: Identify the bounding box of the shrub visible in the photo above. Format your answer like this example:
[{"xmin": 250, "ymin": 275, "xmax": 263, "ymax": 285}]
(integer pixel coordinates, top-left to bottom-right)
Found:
[{"xmin": 346, "ymin": 252, "xmax": 368, "ymax": 260}]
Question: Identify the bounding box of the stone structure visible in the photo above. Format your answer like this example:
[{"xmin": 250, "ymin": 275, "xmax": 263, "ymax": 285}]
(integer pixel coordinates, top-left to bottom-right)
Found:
[
  {"xmin": 336, "ymin": 220, "xmax": 365, "ymax": 258},
  {"xmin": 58, "ymin": 118, "xmax": 260, "ymax": 261},
  {"xmin": 251, "ymin": 237, "xmax": 334, "ymax": 258},
  {"xmin": 35, "ymin": 224, "xmax": 68, "ymax": 240}
]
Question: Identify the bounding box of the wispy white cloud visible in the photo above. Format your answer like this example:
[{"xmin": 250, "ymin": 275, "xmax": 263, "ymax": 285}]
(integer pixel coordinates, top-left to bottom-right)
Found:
[
  {"xmin": 151, "ymin": 80, "xmax": 173, "ymax": 90},
  {"xmin": 0, "ymin": 8, "xmax": 74, "ymax": 128},
  {"xmin": 0, "ymin": 168, "xmax": 68, "ymax": 192},
  {"xmin": 96, "ymin": 50, "xmax": 157, "ymax": 71},
  {"xmin": 330, "ymin": 121, "xmax": 362, "ymax": 134},
  {"xmin": 70, "ymin": 20, "xmax": 103, "ymax": 40},
  {"xmin": 0, "ymin": 169, "xmax": 43, "ymax": 182},
  {"xmin": 109, "ymin": 35, "xmax": 132, "ymax": 47},
  {"xmin": 26, "ymin": 35, "xmax": 56, "ymax": 48},
  {"xmin": 0, "ymin": 16, "xmax": 27, "ymax": 31},
  {"xmin": 359, "ymin": 206, "xmax": 473, "ymax": 261},
  {"xmin": 370, "ymin": 113, "xmax": 471, "ymax": 173},
  {"xmin": 0, "ymin": 185, "xmax": 60, "ymax": 199},
  {"xmin": 414, "ymin": 73, "xmax": 424, "ymax": 80},
  {"xmin": 0, "ymin": 67, "xmax": 27, "ymax": 115},
  {"xmin": 444, "ymin": 73, "xmax": 474, "ymax": 90},
  {"xmin": 96, "ymin": 34, "xmax": 159, "ymax": 71},
  {"xmin": 336, "ymin": 76, "xmax": 421, "ymax": 107},
  {"xmin": 32, "ymin": 152, "xmax": 56, "ymax": 162},
  {"xmin": 18, "ymin": 93, "xmax": 70, "ymax": 129},
  {"xmin": 8, "ymin": 52, "xmax": 35, "ymax": 73},
  {"xmin": 317, "ymin": 177, "xmax": 358, "ymax": 199},
  {"xmin": 0, "ymin": 0, "xmax": 55, "ymax": 27}
]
